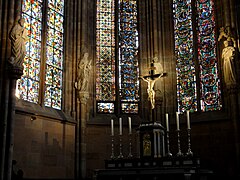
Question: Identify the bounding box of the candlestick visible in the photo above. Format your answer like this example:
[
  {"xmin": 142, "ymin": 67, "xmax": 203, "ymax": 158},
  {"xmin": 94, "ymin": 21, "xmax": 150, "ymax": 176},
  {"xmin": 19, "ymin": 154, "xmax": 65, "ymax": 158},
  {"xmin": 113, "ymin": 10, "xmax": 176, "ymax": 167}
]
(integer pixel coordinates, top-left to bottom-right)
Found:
[
  {"xmin": 186, "ymin": 110, "xmax": 190, "ymax": 129},
  {"xmin": 128, "ymin": 134, "xmax": 133, "ymax": 158},
  {"xmin": 128, "ymin": 117, "xmax": 132, "ymax": 134},
  {"xmin": 118, "ymin": 135, "xmax": 124, "ymax": 159},
  {"xmin": 110, "ymin": 135, "xmax": 115, "ymax": 159},
  {"xmin": 186, "ymin": 128, "xmax": 193, "ymax": 156},
  {"xmin": 111, "ymin": 119, "xmax": 114, "ymax": 136},
  {"xmin": 176, "ymin": 112, "xmax": 180, "ymax": 130},
  {"xmin": 166, "ymin": 113, "xmax": 169, "ymax": 131},
  {"xmin": 119, "ymin": 118, "xmax": 122, "ymax": 135},
  {"xmin": 166, "ymin": 130, "xmax": 172, "ymax": 157},
  {"xmin": 176, "ymin": 130, "xmax": 183, "ymax": 157}
]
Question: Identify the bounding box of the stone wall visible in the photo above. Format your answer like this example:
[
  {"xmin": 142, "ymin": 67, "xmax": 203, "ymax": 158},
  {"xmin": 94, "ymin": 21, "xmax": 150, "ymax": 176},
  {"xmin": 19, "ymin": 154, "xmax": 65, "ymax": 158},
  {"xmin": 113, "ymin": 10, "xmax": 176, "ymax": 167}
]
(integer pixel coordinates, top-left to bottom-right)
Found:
[{"xmin": 13, "ymin": 113, "xmax": 75, "ymax": 179}]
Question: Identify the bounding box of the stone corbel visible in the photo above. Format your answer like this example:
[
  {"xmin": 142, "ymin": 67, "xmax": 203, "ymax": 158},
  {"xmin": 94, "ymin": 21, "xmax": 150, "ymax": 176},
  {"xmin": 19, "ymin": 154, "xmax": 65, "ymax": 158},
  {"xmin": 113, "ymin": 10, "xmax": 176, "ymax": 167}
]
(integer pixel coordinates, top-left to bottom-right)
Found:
[{"xmin": 78, "ymin": 91, "xmax": 89, "ymax": 104}]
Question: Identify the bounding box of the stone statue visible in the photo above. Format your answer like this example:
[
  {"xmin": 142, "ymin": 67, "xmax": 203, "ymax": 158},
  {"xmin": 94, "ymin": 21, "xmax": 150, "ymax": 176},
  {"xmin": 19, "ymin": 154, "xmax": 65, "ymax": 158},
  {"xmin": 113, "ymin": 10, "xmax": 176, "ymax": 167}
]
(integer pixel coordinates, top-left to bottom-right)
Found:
[
  {"xmin": 75, "ymin": 52, "xmax": 92, "ymax": 92},
  {"xmin": 221, "ymin": 39, "xmax": 236, "ymax": 85},
  {"xmin": 9, "ymin": 17, "xmax": 28, "ymax": 68},
  {"xmin": 218, "ymin": 27, "xmax": 237, "ymax": 86}
]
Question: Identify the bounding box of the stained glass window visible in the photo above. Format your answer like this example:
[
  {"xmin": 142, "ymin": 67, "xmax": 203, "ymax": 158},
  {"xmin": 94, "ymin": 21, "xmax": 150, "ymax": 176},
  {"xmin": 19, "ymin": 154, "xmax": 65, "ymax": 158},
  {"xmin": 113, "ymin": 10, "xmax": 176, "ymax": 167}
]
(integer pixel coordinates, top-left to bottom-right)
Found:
[
  {"xmin": 96, "ymin": 0, "xmax": 139, "ymax": 114},
  {"xmin": 173, "ymin": 0, "xmax": 221, "ymax": 112},
  {"xmin": 17, "ymin": 0, "xmax": 64, "ymax": 110},
  {"xmin": 44, "ymin": 0, "xmax": 64, "ymax": 109}
]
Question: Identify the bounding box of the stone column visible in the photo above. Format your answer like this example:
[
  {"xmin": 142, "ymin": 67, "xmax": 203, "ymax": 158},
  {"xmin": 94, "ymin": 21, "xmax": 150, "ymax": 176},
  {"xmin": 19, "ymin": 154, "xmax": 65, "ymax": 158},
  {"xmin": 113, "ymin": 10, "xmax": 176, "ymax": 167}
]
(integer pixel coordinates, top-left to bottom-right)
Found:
[
  {"xmin": 78, "ymin": 91, "xmax": 89, "ymax": 180},
  {"xmin": 4, "ymin": 64, "xmax": 23, "ymax": 180},
  {"xmin": 157, "ymin": 131, "xmax": 161, "ymax": 157},
  {"xmin": 223, "ymin": 0, "xmax": 231, "ymax": 27},
  {"xmin": 227, "ymin": 86, "xmax": 240, "ymax": 177},
  {"xmin": 153, "ymin": 130, "xmax": 157, "ymax": 158}
]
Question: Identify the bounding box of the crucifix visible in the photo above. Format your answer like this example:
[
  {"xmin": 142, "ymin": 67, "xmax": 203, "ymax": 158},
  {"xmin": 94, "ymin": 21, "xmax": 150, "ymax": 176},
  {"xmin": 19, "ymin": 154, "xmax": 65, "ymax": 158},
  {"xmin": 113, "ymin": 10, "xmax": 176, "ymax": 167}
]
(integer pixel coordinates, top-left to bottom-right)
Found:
[{"xmin": 139, "ymin": 58, "xmax": 166, "ymax": 110}]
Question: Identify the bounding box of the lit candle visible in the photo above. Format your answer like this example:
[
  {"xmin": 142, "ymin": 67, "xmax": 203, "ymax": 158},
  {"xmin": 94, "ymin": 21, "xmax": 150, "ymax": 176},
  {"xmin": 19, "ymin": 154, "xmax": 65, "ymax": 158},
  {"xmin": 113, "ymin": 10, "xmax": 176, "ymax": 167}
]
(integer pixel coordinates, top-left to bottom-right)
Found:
[
  {"xmin": 187, "ymin": 110, "xmax": 190, "ymax": 129},
  {"xmin": 166, "ymin": 113, "xmax": 169, "ymax": 131},
  {"xmin": 119, "ymin": 118, "xmax": 122, "ymax": 135},
  {"xmin": 111, "ymin": 119, "xmax": 114, "ymax": 136},
  {"xmin": 176, "ymin": 112, "xmax": 180, "ymax": 130},
  {"xmin": 128, "ymin": 117, "xmax": 132, "ymax": 134}
]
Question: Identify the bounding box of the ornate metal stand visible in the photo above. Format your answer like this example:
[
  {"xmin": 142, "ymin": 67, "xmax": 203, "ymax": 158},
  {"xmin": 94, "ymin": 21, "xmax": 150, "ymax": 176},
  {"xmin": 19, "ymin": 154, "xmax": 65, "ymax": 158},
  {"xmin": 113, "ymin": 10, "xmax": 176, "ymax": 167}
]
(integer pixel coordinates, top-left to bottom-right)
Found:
[
  {"xmin": 128, "ymin": 134, "xmax": 133, "ymax": 158},
  {"xmin": 176, "ymin": 130, "xmax": 183, "ymax": 157},
  {"xmin": 118, "ymin": 135, "xmax": 124, "ymax": 159},
  {"xmin": 166, "ymin": 130, "xmax": 172, "ymax": 157},
  {"xmin": 110, "ymin": 135, "xmax": 115, "ymax": 159},
  {"xmin": 186, "ymin": 128, "xmax": 193, "ymax": 156}
]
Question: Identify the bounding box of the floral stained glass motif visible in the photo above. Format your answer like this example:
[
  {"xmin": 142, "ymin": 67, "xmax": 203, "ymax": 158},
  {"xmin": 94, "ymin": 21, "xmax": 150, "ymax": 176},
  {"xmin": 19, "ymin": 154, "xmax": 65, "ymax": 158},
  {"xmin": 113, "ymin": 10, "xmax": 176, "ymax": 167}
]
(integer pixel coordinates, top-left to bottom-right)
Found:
[{"xmin": 173, "ymin": 0, "xmax": 221, "ymax": 112}]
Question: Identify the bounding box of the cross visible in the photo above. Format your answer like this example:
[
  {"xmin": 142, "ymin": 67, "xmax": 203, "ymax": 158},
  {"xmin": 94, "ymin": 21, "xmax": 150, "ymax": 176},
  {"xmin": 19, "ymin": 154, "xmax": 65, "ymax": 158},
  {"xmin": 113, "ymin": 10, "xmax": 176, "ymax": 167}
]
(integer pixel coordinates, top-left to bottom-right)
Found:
[{"xmin": 139, "ymin": 60, "xmax": 166, "ymax": 109}]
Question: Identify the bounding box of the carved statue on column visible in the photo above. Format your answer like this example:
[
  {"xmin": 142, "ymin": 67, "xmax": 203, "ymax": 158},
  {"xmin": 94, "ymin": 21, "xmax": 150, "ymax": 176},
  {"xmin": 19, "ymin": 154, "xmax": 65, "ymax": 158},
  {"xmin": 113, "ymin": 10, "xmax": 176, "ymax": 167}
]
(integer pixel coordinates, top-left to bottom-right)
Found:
[
  {"xmin": 9, "ymin": 17, "xmax": 28, "ymax": 69},
  {"xmin": 75, "ymin": 51, "xmax": 92, "ymax": 92},
  {"xmin": 218, "ymin": 27, "xmax": 237, "ymax": 87}
]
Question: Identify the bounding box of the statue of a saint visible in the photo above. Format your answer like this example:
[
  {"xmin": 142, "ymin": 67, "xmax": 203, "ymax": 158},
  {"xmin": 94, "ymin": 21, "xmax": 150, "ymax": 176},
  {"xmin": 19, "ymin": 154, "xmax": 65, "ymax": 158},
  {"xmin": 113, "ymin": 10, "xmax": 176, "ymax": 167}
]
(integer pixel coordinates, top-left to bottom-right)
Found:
[
  {"xmin": 9, "ymin": 17, "xmax": 28, "ymax": 68},
  {"xmin": 75, "ymin": 52, "xmax": 92, "ymax": 92},
  {"xmin": 218, "ymin": 26, "xmax": 237, "ymax": 86},
  {"xmin": 221, "ymin": 39, "xmax": 236, "ymax": 86}
]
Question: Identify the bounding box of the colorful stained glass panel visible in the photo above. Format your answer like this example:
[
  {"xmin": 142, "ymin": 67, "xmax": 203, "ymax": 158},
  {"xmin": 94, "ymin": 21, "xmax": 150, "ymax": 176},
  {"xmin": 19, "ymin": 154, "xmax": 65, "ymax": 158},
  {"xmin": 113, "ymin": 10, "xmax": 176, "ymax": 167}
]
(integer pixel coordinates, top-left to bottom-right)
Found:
[
  {"xmin": 173, "ymin": 0, "xmax": 197, "ymax": 112},
  {"xmin": 196, "ymin": 0, "xmax": 222, "ymax": 111},
  {"xmin": 44, "ymin": 0, "xmax": 64, "ymax": 110},
  {"xmin": 16, "ymin": 0, "xmax": 43, "ymax": 103},
  {"xmin": 173, "ymin": 0, "xmax": 221, "ymax": 112},
  {"xmin": 97, "ymin": 103, "xmax": 115, "ymax": 113},
  {"xmin": 96, "ymin": 0, "xmax": 116, "ymax": 108},
  {"xmin": 118, "ymin": 0, "xmax": 139, "ymax": 113}
]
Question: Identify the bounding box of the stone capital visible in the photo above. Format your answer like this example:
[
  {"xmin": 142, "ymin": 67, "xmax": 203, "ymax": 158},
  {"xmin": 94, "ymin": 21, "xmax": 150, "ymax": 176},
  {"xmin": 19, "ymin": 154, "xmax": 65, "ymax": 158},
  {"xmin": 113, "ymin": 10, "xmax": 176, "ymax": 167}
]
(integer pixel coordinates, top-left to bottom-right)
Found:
[{"xmin": 7, "ymin": 62, "xmax": 23, "ymax": 80}]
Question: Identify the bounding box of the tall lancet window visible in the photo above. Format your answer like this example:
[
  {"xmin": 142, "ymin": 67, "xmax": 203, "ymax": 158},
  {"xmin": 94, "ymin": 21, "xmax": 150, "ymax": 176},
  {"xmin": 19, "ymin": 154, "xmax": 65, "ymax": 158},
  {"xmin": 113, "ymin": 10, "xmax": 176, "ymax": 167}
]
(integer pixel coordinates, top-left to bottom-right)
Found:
[
  {"xmin": 96, "ymin": 0, "xmax": 139, "ymax": 114},
  {"xmin": 173, "ymin": 0, "xmax": 222, "ymax": 112},
  {"xmin": 16, "ymin": 0, "xmax": 65, "ymax": 110}
]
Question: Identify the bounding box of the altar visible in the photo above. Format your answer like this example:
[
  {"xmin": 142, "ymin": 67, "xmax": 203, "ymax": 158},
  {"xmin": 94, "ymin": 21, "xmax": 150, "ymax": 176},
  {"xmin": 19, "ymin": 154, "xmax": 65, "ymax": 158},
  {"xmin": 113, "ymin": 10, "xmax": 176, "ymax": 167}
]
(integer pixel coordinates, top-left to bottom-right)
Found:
[
  {"xmin": 94, "ymin": 156, "xmax": 213, "ymax": 180},
  {"xmin": 93, "ymin": 59, "xmax": 214, "ymax": 180}
]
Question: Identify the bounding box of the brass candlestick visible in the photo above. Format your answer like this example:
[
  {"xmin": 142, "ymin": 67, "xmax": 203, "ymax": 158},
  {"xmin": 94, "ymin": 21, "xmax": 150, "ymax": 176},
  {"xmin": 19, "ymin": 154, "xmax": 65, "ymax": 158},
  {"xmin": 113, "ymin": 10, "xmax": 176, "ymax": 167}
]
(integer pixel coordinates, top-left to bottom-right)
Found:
[
  {"xmin": 186, "ymin": 128, "xmax": 193, "ymax": 156},
  {"xmin": 110, "ymin": 135, "xmax": 115, "ymax": 159},
  {"xmin": 176, "ymin": 130, "xmax": 183, "ymax": 157},
  {"xmin": 128, "ymin": 133, "xmax": 133, "ymax": 158},
  {"xmin": 166, "ymin": 130, "xmax": 172, "ymax": 157},
  {"xmin": 118, "ymin": 135, "xmax": 124, "ymax": 159}
]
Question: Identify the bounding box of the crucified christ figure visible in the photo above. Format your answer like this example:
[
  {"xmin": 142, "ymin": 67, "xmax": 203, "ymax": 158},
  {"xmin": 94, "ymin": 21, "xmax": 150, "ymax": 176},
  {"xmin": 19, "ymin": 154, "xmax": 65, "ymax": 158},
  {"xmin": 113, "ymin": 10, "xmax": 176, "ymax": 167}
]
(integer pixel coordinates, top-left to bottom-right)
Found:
[{"xmin": 139, "ymin": 73, "xmax": 163, "ymax": 109}]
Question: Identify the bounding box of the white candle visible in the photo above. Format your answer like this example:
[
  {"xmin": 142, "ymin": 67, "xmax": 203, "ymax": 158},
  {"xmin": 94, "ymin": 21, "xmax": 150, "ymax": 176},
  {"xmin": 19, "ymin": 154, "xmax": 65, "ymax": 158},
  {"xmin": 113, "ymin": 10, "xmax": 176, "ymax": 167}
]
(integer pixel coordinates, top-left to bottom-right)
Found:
[
  {"xmin": 176, "ymin": 112, "xmax": 180, "ymax": 130},
  {"xmin": 119, "ymin": 118, "xmax": 122, "ymax": 135},
  {"xmin": 128, "ymin": 117, "xmax": 132, "ymax": 134},
  {"xmin": 187, "ymin": 110, "xmax": 190, "ymax": 129},
  {"xmin": 111, "ymin": 119, "xmax": 114, "ymax": 136},
  {"xmin": 166, "ymin": 113, "xmax": 169, "ymax": 131}
]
